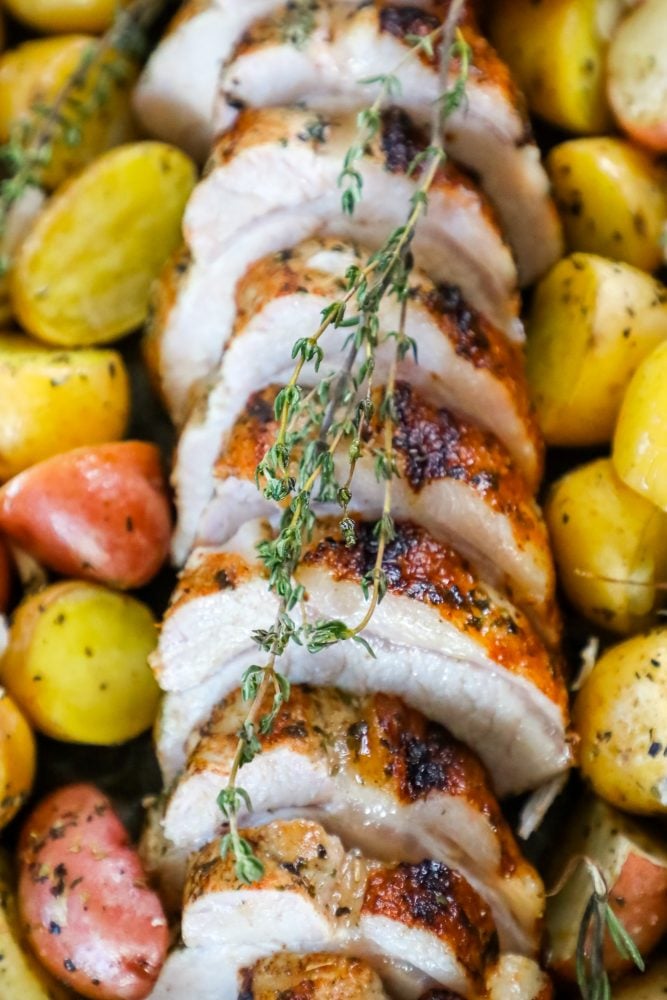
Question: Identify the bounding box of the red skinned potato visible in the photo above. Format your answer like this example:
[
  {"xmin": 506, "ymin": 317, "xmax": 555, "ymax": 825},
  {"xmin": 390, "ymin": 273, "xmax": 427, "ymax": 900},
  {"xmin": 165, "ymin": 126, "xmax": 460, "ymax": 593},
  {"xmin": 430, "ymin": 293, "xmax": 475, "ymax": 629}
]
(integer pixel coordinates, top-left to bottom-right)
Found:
[
  {"xmin": 18, "ymin": 783, "xmax": 168, "ymax": 1000},
  {"xmin": 0, "ymin": 442, "xmax": 171, "ymax": 589},
  {"xmin": 608, "ymin": 0, "xmax": 667, "ymax": 151}
]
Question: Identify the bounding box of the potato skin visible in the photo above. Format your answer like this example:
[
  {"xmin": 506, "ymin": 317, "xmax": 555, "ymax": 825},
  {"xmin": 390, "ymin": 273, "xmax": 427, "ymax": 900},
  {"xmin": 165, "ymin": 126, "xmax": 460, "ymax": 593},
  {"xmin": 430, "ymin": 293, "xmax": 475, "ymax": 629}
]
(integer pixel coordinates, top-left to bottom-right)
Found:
[
  {"xmin": 0, "ymin": 335, "xmax": 130, "ymax": 482},
  {"xmin": 1, "ymin": 581, "xmax": 160, "ymax": 745},
  {"xmin": 11, "ymin": 142, "xmax": 197, "ymax": 347},
  {"xmin": 613, "ymin": 340, "xmax": 667, "ymax": 509},
  {"xmin": 526, "ymin": 254, "xmax": 667, "ymax": 446},
  {"xmin": 2, "ymin": 0, "xmax": 117, "ymax": 34},
  {"xmin": 547, "ymin": 137, "xmax": 667, "ymax": 272},
  {"xmin": 0, "ymin": 691, "xmax": 35, "ymax": 830},
  {"xmin": 18, "ymin": 784, "xmax": 168, "ymax": 1000},
  {"xmin": 574, "ymin": 629, "xmax": 667, "ymax": 814},
  {"xmin": 0, "ymin": 36, "xmax": 137, "ymax": 190},
  {"xmin": 545, "ymin": 458, "xmax": 667, "ymax": 634},
  {"xmin": 0, "ymin": 442, "xmax": 171, "ymax": 589},
  {"xmin": 488, "ymin": 0, "xmax": 623, "ymax": 133}
]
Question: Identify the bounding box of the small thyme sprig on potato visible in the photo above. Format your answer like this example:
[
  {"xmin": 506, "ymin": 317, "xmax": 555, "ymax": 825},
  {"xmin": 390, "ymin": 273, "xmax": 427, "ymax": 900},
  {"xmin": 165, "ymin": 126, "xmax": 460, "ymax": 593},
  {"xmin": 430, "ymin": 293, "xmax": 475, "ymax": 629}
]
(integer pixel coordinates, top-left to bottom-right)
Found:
[
  {"xmin": 218, "ymin": 0, "xmax": 471, "ymax": 886},
  {"xmin": 0, "ymin": 0, "xmax": 170, "ymax": 273}
]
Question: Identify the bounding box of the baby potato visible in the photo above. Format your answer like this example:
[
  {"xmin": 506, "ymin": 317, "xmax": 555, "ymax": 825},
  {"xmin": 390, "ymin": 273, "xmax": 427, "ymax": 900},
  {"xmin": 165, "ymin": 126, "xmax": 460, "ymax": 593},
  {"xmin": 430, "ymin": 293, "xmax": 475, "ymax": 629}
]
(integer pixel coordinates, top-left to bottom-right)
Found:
[
  {"xmin": 0, "ymin": 691, "xmax": 35, "ymax": 830},
  {"xmin": 3, "ymin": 0, "xmax": 117, "ymax": 34},
  {"xmin": 545, "ymin": 458, "xmax": 667, "ymax": 634},
  {"xmin": 614, "ymin": 340, "xmax": 667, "ymax": 509},
  {"xmin": 0, "ymin": 36, "xmax": 138, "ymax": 191},
  {"xmin": 18, "ymin": 784, "xmax": 168, "ymax": 999},
  {"xmin": 487, "ymin": 0, "xmax": 625, "ymax": 133},
  {"xmin": 0, "ymin": 334, "xmax": 129, "ymax": 482},
  {"xmin": 526, "ymin": 254, "xmax": 667, "ymax": 446},
  {"xmin": 608, "ymin": 0, "xmax": 667, "ymax": 152},
  {"xmin": 0, "ymin": 442, "xmax": 171, "ymax": 589},
  {"xmin": 574, "ymin": 627, "xmax": 667, "ymax": 814},
  {"xmin": 0, "ymin": 581, "xmax": 160, "ymax": 745},
  {"xmin": 11, "ymin": 142, "xmax": 197, "ymax": 347},
  {"xmin": 547, "ymin": 137, "xmax": 667, "ymax": 272}
]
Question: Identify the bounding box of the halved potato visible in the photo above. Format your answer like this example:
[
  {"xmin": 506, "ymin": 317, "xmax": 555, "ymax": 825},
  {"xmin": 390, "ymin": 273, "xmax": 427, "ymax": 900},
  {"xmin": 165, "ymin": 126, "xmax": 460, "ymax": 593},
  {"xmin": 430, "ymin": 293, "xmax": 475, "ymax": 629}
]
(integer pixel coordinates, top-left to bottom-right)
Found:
[
  {"xmin": 608, "ymin": 0, "xmax": 667, "ymax": 152},
  {"xmin": 545, "ymin": 458, "xmax": 667, "ymax": 635},
  {"xmin": 526, "ymin": 254, "xmax": 667, "ymax": 446},
  {"xmin": 0, "ymin": 35, "xmax": 138, "ymax": 190},
  {"xmin": 614, "ymin": 339, "xmax": 667, "ymax": 509},
  {"xmin": 547, "ymin": 795, "xmax": 667, "ymax": 979},
  {"xmin": 11, "ymin": 142, "xmax": 197, "ymax": 347},
  {"xmin": 488, "ymin": 0, "xmax": 627, "ymax": 133},
  {"xmin": 547, "ymin": 137, "xmax": 667, "ymax": 272},
  {"xmin": 2, "ymin": 0, "xmax": 117, "ymax": 34},
  {"xmin": 0, "ymin": 334, "xmax": 129, "ymax": 481},
  {"xmin": 0, "ymin": 691, "xmax": 35, "ymax": 830}
]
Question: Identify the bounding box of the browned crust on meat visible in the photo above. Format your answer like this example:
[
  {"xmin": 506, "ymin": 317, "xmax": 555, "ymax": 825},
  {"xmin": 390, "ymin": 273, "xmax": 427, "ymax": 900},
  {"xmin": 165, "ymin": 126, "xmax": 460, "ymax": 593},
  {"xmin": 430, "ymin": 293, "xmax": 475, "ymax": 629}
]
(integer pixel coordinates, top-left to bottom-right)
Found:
[
  {"xmin": 362, "ymin": 860, "xmax": 498, "ymax": 991},
  {"xmin": 166, "ymin": 0, "xmax": 211, "ymax": 35},
  {"xmin": 302, "ymin": 519, "xmax": 567, "ymax": 712},
  {"xmin": 168, "ymin": 549, "xmax": 256, "ymax": 615},
  {"xmin": 142, "ymin": 244, "xmax": 191, "ymax": 402},
  {"xmin": 239, "ymin": 953, "xmax": 388, "ymax": 1000}
]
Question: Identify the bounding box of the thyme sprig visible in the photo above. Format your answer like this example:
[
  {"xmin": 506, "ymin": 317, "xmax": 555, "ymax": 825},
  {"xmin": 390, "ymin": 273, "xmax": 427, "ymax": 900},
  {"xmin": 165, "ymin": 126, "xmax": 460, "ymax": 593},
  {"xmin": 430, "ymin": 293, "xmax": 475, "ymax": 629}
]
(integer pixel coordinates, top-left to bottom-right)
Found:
[
  {"xmin": 218, "ymin": 0, "xmax": 470, "ymax": 885},
  {"xmin": 0, "ymin": 0, "xmax": 169, "ymax": 272},
  {"xmin": 549, "ymin": 856, "xmax": 645, "ymax": 999}
]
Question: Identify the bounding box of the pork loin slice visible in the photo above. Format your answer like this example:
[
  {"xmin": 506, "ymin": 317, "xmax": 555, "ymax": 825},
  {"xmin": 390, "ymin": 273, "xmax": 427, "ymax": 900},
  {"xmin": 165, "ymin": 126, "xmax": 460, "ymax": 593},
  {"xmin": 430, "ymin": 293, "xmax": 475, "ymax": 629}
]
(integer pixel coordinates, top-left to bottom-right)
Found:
[
  {"xmin": 182, "ymin": 818, "xmax": 498, "ymax": 999},
  {"xmin": 167, "ymin": 238, "xmax": 540, "ymax": 562},
  {"xmin": 204, "ymin": 380, "xmax": 557, "ymax": 643},
  {"xmin": 164, "ymin": 685, "xmax": 544, "ymax": 954},
  {"xmin": 160, "ymin": 104, "xmax": 521, "ymax": 423},
  {"xmin": 219, "ymin": 2, "xmax": 562, "ymax": 285},
  {"xmin": 239, "ymin": 952, "xmax": 391, "ymax": 999},
  {"xmin": 151, "ymin": 518, "xmax": 571, "ymax": 795}
]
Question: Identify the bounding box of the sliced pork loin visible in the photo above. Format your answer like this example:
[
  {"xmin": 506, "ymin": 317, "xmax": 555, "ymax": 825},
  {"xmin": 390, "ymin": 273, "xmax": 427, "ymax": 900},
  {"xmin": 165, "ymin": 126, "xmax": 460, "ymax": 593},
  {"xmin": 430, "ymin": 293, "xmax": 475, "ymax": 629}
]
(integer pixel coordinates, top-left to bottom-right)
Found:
[
  {"xmin": 157, "ymin": 105, "xmax": 522, "ymax": 425},
  {"xmin": 218, "ymin": 2, "xmax": 562, "ymax": 285},
  {"xmin": 150, "ymin": 947, "xmax": 552, "ymax": 999},
  {"xmin": 166, "ymin": 238, "xmax": 541, "ymax": 562},
  {"xmin": 163, "ymin": 685, "xmax": 544, "ymax": 954},
  {"xmin": 151, "ymin": 518, "xmax": 571, "ymax": 796},
  {"xmin": 182, "ymin": 818, "xmax": 498, "ymax": 999},
  {"xmin": 203, "ymin": 381, "xmax": 558, "ymax": 643}
]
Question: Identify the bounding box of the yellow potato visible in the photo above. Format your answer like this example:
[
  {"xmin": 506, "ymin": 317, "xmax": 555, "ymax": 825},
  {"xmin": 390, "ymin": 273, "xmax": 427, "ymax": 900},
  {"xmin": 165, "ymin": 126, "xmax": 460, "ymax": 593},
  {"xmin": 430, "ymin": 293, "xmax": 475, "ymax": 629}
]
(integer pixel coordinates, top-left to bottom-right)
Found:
[
  {"xmin": 487, "ymin": 0, "xmax": 626, "ymax": 133},
  {"xmin": 0, "ymin": 333, "xmax": 129, "ymax": 481},
  {"xmin": 574, "ymin": 627, "xmax": 667, "ymax": 814},
  {"xmin": 0, "ymin": 852, "xmax": 72, "ymax": 1000},
  {"xmin": 614, "ymin": 339, "xmax": 667, "ymax": 509},
  {"xmin": 2, "ymin": 0, "xmax": 117, "ymax": 34},
  {"xmin": 1, "ymin": 581, "xmax": 160, "ymax": 745},
  {"xmin": 545, "ymin": 458, "xmax": 667, "ymax": 634},
  {"xmin": 0, "ymin": 691, "xmax": 35, "ymax": 830},
  {"xmin": 0, "ymin": 36, "xmax": 138, "ymax": 191},
  {"xmin": 547, "ymin": 137, "xmax": 667, "ymax": 272},
  {"xmin": 11, "ymin": 142, "xmax": 197, "ymax": 347},
  {"xmin": 526, "ymin": 254, "xmax": 667, "ymax": 446},
  {"xmin": 615, "ymin": 958, "xmax": 667, "ymax": 998}
]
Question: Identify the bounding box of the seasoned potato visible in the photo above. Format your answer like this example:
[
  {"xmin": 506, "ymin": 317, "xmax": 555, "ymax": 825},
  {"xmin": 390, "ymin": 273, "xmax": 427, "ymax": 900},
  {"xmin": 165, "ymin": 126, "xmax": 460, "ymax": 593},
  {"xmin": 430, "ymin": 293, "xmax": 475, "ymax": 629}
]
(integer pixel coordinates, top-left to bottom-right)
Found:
[
  {"xmin": 18, "ymin": 784, "xmax": 168, "ymax": 999},
  {"xmin": 546, "ymin": 796, "xmax": 667, "ymax": 979},
  {"xmin": 0, "ymin": 851, "xmax": 72, "ymax": 1000},
  {"xmin": 0, "ymin": 442, "xmax": 171, "ymax": 589},
  {"xmin": 574, "ymin": 628, "xmax": 667, "ymax": 814},
  {"xmin": 11, "ymin": 142, "xmax": 197, "ymax": 347},
  {"xmin": 2, "ymin": 0, "xmax": 117, "ymax": 34},
  {"xmin": 0, "ymin": 334, "xmax": 129, "ymax": 481},
  {"xmin": 547, "ymin": 137, "xmax": 667, "ymax": 272},
  {"xmin": 0, "ymin": 36, "xmax": 138, "ymax": 190},
  {"xmin": 614, "ymin": 340, "xmax": 667, "ymax": 509},
  {"xmin": 487, "ymin": 0, "xmax": 626, "ymax": 133},
  {"xmin": 0, "ymin": 691, "xmax": 35, "ymax": 830},
  {"xmin": 526, "ymin": 254, "xmax": 667, "ymax": 446},
  {"xmin": 545, "ymin": 459, "xmax": 667, "ymax": 634},
  {"xmin": 1, "ymin": 581, "xmax": 160, "ymax": 745},
  {"xmin": 608, "ymin": 0, "xmax": 667, "ymax": 152}
]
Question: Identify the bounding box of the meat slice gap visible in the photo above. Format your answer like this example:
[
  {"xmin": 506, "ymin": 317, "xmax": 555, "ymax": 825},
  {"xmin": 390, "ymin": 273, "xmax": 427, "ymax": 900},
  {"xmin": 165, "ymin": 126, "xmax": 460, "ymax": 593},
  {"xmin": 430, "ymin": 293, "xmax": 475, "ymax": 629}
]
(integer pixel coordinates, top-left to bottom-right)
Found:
[
  {"xmin": 165, "ymin": 238, "xmax": 541, "ymax": 563},
  {"xmin": 159, "ymin": 684, "xmax": 544, "ymax": 954},
  {"xmin": 151, "ymin": 518, "xmax": 572, "ymax": 796},
  {"xmin": 203, "ymin": 380, "xmax": 558, "ymax": 644},
  {"xmin": 158, "ymin": 106, "xmax": 522, "ymax": 424},
  {"xmin": 217, "ymin": 1, "xmax": 562, "ymax": 285}
]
